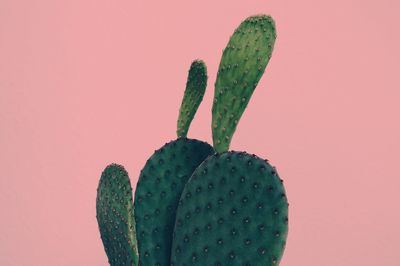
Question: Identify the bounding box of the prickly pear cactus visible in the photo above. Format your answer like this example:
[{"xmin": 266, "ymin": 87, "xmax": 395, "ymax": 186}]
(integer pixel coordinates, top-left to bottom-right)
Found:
[
  {"xmin": 96, "ymin": 164, "xmax": 139, "ymax": 266},
  {"xmin": 171, "ymin": 15, "xmax": 288, "ymax": 266},
  {"xmin": 134, "ymin": 60, "xmax": 214, "ymax": 265},
  {"xmin": 96, "ymin": 14, "xmax": 289, "ymax": 266}
]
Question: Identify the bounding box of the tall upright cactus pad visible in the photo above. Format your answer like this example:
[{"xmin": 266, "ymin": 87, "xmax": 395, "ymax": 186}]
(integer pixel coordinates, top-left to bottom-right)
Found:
[
  {"xmin": 96, "ymin": 164, "xmax": 139, "ymax": 266},
  {"xmin": 212, "ymin": 15, "xmax": 276, "ymax": 153},
  {"xmin": 170, "ymin": 152, "xmax": 288, "ymax": 265},
  {"xmin": 177, "ymin": 60, "xmax": 208, "ymax": 137},
  {"xmin": 134, "ymin": 60, "xmax": 214, "ymax": 265}
]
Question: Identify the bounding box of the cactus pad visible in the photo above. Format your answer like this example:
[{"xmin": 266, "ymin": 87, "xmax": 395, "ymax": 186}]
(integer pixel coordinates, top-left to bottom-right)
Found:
[
  {"xmin": 212, "ymin": 15, "xmax": 276, "ymax": 153},
  {"xmin": 171, "ymin": 151, "xmax": 288, "ymax": 265},
  {"xmin": 177, "ymin": 60, "xmax": 208, "ymax": 138},
  {"xmin": 134, "ymin": 138, "xmax": 214, "ymax": 265},
  {"xmin": 96, "ymin": 164, "xmax": 139, "ymax": 266}
]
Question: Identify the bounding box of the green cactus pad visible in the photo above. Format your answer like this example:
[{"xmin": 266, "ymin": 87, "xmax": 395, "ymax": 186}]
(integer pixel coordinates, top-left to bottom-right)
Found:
[
  {"xmin": 96, "ymin": 164, "xmax": 139, "ymax": 266},
  {"xmin": 177, "ymin": 60, "xmax": 208, "ymax": 138},
  {"xmin": 212, "ymin": 15, "xmax": 277, "ymax": 153},
  {"xmin": 134, "ymin": 138, "xmax": 214, "ymax": 266},
  {"xmin": 171, "ymin": 151, "xmax": 288, "ymax": 265}
]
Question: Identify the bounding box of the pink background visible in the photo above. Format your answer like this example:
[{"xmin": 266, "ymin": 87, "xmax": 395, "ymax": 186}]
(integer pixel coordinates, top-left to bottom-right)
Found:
[{"xmin": 1, "ymin": 1, "xmax": 399, "ymax": 265}]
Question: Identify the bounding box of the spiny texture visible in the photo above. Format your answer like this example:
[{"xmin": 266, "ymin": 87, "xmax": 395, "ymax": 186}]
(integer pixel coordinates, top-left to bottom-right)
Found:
[
  {"xmin": 134, "ymin": 138, "xmax": 214, "ymax": 266},
  {"xmin": 96, "ymin": 164, "xmax": 139, "ymax": 266},
  {"xmin": 212, "ymin": 15, "xmax": 276, "ymax": 153},
  {"xmin": 177, "ymin": 60, "xmax": 208, "ymax": 137},
  {"xmin": 171, "ymin": 151, "xmax": 288, "ymax": 266}
]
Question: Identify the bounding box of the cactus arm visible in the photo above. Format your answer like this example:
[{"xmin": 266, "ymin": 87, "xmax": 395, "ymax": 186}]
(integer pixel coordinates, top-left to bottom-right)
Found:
[
  {"xmin": 212, "ymin": 15, "xmax": 276, "ymax": 153},
  {"xmin": 177, "ymin": 60, "xmax": 208, "ymax": 138}
]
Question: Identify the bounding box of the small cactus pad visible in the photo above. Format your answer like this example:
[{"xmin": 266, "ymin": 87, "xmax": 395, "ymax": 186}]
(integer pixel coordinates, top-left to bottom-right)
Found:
[
  {"xmin": 177, "ymin": 60, "xmax": 208, "ymax": 137},
  {"xmin": 212, "ymin": 15, "xmax": 277, "ymax": 153},
  {"xmin": 96, "ymin": 164, "xmax": 139, "ymax": 266},
  {"xmin": 171, "ymin": 151, "xmax": 288, "ymax": 265},
  {"xmin": 134, "ymin": 138, "xmax": 214, "ymax": 265}
]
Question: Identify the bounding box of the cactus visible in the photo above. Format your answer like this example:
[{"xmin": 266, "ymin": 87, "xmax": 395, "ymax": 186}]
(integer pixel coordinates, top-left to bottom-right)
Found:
[
  {"xmin": 96, "ymin": 14, "xmax": 289, "ymax": 266},
  {"xmin": 133, "ymin": 60, "xmax": 214, "ymax": 265},
  {"xmin": 171, "ymin": 15, "xmax": 288, "ymax": 265},
  {"xmin": 96, "ymin": 164, "xmax": 139, "ymax": 266}
]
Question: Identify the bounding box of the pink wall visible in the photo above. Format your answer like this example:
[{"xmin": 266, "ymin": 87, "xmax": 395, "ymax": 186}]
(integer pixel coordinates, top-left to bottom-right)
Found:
[{"xmin": 1, "ymin": 0, "xmax": 399, "ymax": 265}]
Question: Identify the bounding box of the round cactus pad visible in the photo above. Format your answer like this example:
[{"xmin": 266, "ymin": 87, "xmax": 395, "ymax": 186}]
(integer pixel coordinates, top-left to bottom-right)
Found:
[{"xmin": 171, "ymin": 152, "xmax": 288, "ymax": 265}]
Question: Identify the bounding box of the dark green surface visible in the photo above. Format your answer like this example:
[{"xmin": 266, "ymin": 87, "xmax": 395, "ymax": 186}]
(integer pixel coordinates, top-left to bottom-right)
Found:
[
  {"xmin": 96, "ymin": 164, "xmax": 139, "ymax": 266},
  {"xmin": 177, "ymin": 60, "xmax": 208, "ymax": 138},
  {"xmin": 171, "ymin": 151, "xmax": 288, "ymax": 266},
  {"xmin": 134, "ymin": 138, "xmax": 214, "ymax": 266},
  {"xmin": 212, "ymin": 15, "xmax": 276, "ymax": 153}
]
